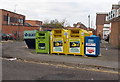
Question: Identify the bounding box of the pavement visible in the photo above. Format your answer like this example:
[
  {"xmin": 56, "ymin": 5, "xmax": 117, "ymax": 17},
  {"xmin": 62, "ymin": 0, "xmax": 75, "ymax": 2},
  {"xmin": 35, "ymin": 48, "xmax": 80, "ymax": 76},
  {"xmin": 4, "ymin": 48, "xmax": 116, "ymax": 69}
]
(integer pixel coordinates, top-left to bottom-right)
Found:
[{"xmin": 1, "ymin": 40, "xmax": 119, "ymax": 72}]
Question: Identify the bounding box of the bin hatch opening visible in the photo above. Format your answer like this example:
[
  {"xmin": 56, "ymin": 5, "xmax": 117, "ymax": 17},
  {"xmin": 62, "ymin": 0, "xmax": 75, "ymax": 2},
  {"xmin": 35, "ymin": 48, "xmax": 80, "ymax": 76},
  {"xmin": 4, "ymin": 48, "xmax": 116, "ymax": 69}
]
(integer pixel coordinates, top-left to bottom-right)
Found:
[
  {"xmin": 39, "ymin": 43, "xmax": 46, "ymax": 49},
  {"xmin": 54, "ymin": 30, "xmax": 62, "ymax": 34},
  {"xmin": 71, "ymin": 30, "xmax": 79, "ymax": 34}
]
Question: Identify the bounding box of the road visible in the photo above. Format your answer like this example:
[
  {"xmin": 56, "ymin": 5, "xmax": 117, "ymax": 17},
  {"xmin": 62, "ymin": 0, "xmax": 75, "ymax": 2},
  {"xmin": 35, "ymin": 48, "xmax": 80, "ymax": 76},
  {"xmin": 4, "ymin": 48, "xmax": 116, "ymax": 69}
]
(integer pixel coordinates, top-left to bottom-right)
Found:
[{"xmin": 2, "ymin": 59, "xmax": 118, "ymax": 80}]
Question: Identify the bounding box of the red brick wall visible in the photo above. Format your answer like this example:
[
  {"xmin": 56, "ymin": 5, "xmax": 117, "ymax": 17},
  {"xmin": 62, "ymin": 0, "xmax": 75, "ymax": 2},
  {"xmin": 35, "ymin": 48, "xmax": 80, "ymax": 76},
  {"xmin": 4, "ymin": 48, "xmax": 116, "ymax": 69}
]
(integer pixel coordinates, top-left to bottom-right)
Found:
[
  {"xmin": 2, "ymin": 25, "xmax": 39, "ymax": 39},
  {"xmin": 96, "ymin": 13, "xmax": 110, "ymax": 38},
  {"xmin": 1, "ymin": 9, "xmax": 25, "ymax": 25},
  {"xmin": 119, "ymin": 22, "xmax": 120, "ymax": 48},
  {"xmin": 96, "ymin": 13, "xmax": 109, "ymax": 25},
  {"xmin": 110, "ymin": 21, "xmax": 120, "ymax": 48},
  {"xmin": 0, "ymin": 10, "xmax": 2, "ymax": 32}
]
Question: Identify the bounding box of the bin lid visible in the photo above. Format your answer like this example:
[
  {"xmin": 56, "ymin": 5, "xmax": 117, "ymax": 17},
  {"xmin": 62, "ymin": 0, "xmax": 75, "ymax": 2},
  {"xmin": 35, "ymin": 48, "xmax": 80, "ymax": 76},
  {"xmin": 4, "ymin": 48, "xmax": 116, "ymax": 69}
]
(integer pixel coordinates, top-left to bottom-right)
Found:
[
  {"xmin": 86, "ymin": 35, "xmax": 99, "ymax": 38},
  {"xmin": 90, "ymin": 35, "xmax": 97, "ymax": 37}
]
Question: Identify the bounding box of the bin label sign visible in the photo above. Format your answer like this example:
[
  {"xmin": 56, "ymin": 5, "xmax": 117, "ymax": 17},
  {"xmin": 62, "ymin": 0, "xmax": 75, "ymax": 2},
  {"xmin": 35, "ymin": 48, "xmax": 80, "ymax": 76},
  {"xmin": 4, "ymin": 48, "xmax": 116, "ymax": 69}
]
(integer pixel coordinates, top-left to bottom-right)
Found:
[
  {"xmin": 53, "ymin": 40, "xmax": 63, "ymax": 52},
  {"xmin": 86, "ymin": 43, "xmax": 96, "ymax": 46},
  {"xmin": 86, "ymin": 47, "xmax": 95, "ymax": 55},
  {"xmin": 69, "ymin": 39, "xmax": 80, "ymax": 53},
  {"xmin": 88, "ymin": 39, "xmax": 94, "ymax": 43},
  {"xmin": 24, "ymin": 30, "xmax": 37, "ymax": 39},
  {"xmin": 86, "ymin": 39, "xmax": 96, "ymax": 46}
]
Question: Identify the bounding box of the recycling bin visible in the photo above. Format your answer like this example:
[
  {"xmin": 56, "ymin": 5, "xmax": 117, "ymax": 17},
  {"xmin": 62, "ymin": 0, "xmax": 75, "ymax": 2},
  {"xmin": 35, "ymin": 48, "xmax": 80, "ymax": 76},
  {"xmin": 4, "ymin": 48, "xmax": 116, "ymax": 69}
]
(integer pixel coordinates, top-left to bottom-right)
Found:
[
  {"xmin": 66, "ymin": 28, "xmax": 82, "ymax": 56},
  {"xmin": 36, "ymin": 31, "xmax": 50, "ymax": 54},
  {"xmin": 66, "ymin": 28, "xmax": 90, "ymax": 56},
  {"xmin": 50, "ymin": 29, "xmax": 68, "ymax": 54},
  {"xmin": 85, "ymin": 35, "xmax": 100, "ymax": 56},
  {"xmin": 24, "ymin": 30, "xmax": 37, "ymax": 49}
]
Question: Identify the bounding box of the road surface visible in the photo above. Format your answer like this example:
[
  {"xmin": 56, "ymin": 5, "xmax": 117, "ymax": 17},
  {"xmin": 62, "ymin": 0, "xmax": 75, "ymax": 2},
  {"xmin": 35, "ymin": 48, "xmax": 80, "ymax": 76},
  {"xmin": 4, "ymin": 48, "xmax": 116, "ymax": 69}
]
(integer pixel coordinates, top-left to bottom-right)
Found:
[{"xmin": 2, "ymin": 59, "xmax": 118, "ymax": 80}]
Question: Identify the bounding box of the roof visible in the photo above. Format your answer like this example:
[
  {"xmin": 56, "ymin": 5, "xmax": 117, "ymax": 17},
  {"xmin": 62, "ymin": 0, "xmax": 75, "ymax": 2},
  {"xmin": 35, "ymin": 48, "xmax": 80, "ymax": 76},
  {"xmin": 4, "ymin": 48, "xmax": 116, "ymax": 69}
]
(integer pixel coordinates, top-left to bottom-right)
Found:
[
  {"xmin": 25, "ymin": 20, "xmax": 42, "ymax": 22},
  {"xmin": 0, "ymin": 9, "xmax": 25, "ymax": 17},
  {"xmin": 96, "ymin": 12, "xmax": 108, "ymax": 14}
]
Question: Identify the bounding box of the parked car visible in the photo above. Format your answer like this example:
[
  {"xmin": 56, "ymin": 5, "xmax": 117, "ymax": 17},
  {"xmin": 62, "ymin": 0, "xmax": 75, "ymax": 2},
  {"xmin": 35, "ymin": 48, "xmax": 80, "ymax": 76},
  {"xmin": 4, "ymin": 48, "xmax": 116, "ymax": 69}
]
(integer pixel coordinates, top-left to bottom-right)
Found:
[
  {"xmin": 7, "ymin": 34, "xmax": 13, "ymax": 40},
  {"xmin": 1, "ymin": 33, "xmax": 17, "ymax": 41},
  {"xmin": 2, "ymin": 33, "xmax": 9, "ymax": 41}
]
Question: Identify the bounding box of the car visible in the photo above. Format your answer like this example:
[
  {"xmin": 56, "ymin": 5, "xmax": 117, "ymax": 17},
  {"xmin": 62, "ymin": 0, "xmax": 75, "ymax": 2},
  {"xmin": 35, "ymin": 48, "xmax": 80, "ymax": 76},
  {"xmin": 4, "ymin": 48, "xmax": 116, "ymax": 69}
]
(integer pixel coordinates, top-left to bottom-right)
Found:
[
  {"xmin": 7, "ymin": 34, "xmax": 14, "ymax": 40},
  {"xmin": 2, "ymin": 33, "xmax": 9, "ymax": 41}
]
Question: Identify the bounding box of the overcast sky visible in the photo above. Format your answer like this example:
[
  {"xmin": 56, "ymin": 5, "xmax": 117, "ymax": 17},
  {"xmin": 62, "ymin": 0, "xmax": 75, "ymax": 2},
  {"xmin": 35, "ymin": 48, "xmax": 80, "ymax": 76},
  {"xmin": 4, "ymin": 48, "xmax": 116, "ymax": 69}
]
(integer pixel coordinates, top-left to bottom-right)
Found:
[{"xmin": 0, "ymin": 0, "xmax": 119, "ymax": 28}]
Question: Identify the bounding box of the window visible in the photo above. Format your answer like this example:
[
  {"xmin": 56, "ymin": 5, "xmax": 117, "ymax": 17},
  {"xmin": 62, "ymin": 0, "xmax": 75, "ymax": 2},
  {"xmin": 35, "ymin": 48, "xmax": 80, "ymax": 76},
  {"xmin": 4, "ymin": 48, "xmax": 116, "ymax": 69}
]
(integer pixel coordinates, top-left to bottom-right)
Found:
[
  {"xmin": 18, "ymin": 19, "xmax": 21, "ymax": 23},
  {"xmin": 10, "ymin": 17, "xmax": 13, "ymax": 22},
  {"xmin": 3, "ymin": 15, "xmax": 8, "ymax": 21},
  {"xmin": 113, "ymin": 13, "xmax": 115, "ymax": 17},
  {"xmin": 15, "ymin": 18, "xmax": 18, "ymax": 23}
]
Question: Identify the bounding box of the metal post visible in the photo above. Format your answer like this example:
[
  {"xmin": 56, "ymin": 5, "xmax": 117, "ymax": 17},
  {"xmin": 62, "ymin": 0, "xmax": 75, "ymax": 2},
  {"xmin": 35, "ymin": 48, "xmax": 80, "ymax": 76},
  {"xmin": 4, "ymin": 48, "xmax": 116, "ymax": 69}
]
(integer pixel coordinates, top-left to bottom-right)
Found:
[{"xmin": 88, "ymin": 15, "xmax": 90, "ymax": 28}]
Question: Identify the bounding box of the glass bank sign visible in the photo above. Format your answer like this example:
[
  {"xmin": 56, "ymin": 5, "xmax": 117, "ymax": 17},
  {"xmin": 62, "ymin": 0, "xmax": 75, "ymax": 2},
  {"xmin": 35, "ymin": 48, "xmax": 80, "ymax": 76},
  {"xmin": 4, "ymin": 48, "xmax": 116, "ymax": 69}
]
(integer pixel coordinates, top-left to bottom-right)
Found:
[{"xmin": 24, "ymin": 30, "xmax": 37, "ymax": 39}]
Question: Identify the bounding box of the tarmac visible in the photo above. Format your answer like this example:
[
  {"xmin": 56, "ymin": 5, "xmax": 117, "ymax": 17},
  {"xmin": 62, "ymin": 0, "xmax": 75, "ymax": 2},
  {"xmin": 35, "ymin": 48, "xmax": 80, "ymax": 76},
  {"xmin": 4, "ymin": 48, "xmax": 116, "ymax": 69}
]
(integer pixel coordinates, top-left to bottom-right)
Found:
[{"xmin": 1, "ymin": 40, "xmax": 119, "ymax": 73}]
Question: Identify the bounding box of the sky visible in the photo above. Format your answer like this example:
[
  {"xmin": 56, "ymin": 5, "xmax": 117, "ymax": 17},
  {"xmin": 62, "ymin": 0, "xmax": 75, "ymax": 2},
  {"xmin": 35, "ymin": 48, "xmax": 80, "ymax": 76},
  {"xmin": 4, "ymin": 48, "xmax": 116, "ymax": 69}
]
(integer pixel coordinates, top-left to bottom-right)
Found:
[{"xmin": 0, "ymin": 0, "xmax": 119, "ymax": 28}]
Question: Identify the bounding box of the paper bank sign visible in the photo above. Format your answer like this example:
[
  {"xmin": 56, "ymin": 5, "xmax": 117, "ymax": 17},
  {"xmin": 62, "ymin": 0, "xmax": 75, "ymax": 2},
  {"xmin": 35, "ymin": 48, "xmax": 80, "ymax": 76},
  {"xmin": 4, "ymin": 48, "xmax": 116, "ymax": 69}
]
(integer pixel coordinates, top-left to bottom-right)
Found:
[
  {"xmin": 88, "ymin": 39, "xmax": 94, "ymax": 43},
  {"xmin": 86, "ymin": 39, "xmax": 96, "ymax": 46}
]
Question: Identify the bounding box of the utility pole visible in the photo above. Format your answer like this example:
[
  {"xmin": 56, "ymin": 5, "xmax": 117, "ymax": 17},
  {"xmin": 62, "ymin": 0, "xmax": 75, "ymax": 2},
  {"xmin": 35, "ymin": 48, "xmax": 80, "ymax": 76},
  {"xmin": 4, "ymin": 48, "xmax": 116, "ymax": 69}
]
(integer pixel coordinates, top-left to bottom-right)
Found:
[
  {"xmin": 91, "ymin": 20, "xmax": 93, "ymax": 28},
  {"xmin": 88, "ymin": 15, "xmax": 90, "ymax": 28}
]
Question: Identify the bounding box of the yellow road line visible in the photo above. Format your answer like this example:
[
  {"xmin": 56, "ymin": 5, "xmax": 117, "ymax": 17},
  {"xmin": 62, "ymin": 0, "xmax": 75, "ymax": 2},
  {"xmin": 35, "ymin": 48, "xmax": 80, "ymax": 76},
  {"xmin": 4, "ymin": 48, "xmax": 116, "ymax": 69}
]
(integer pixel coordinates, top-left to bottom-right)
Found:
[{"xmin": 17, "ymin": 59, "xmax": 119, "ymax": 74}]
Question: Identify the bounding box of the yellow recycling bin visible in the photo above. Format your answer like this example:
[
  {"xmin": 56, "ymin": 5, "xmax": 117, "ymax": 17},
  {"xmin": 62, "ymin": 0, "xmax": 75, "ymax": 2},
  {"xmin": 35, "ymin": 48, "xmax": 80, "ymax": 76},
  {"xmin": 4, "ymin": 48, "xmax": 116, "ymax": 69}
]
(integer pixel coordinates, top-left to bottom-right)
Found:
[
  {"xmin": 50, "ymin": 29, "xmax": 68, "ymax": 54},
  {"xmin": 66, "ymin": 28, "xmax": 90, "ymax": 56}
]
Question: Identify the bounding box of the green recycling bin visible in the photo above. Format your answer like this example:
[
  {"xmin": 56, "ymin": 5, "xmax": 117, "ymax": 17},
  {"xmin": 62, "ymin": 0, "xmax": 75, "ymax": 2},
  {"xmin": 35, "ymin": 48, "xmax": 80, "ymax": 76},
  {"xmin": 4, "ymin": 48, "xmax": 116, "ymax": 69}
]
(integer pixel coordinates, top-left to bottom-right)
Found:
[{"xmin": 36, "ymin": 31, "xmax": 50, "ymax": 54}]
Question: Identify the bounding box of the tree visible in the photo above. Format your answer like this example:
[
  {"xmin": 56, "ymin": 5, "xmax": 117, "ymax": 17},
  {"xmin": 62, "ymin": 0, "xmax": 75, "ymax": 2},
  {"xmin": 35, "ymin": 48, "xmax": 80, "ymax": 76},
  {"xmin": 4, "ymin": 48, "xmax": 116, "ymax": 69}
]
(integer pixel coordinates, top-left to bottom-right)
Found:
[{"xmin": 43, "ymin": 19, "xmax": 68, "ymax": 28}]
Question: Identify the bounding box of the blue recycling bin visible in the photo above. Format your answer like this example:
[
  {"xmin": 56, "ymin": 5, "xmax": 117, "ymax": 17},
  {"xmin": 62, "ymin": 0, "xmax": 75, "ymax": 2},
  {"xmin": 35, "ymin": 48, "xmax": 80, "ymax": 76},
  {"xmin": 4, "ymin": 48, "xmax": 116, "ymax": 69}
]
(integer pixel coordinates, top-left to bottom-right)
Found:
[
  {"xmin": 85, "ymin": 35, "xmax": 100, "ymax": 56},
  {"xmin": 24, "ymin": 30, "xmax": 37, "ymax": 49}
]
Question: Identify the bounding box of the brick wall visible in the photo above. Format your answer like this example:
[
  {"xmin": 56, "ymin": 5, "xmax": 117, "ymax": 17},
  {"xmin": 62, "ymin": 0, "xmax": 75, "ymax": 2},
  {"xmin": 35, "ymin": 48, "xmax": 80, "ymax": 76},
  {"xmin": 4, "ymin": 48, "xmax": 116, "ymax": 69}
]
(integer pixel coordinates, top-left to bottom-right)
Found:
[
  {"xmin": 2, "ymin": 25, "xmax": 39, "ymax": 39},
  {"xmin": 0, "ymin": 10, "xmax": 2, "ymax": 32},
  {"xmin": 96, "ymin": 13, "xmax": 110, "ymax": 38},
  {"xmin": 110, "ymin": 21, "xmax": 120, "ymax": 48},
  {"xmin": 1, "ymin": 9, "xmax": 25, "ymax": 25}
]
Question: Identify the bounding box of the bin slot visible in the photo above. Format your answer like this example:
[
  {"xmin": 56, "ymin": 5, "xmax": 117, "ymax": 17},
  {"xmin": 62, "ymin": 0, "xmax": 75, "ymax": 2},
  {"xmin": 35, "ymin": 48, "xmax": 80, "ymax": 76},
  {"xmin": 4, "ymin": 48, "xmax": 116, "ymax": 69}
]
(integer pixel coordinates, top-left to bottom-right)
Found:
[
  {"xmin": 54, "ymin": 30, "xmax": 62, "ymax": 34},
  {"xmin": 71, "ymin": 35, "xmax": 79, "ymax": 37},
  {"xmin": 54, "ymin": 35, "xmax": 62, "ymax": 37},
  {"xmin": 38, "ymin": 37, "xmax": 45, "ymax": 39},
  {"xmin": 39, "ymin": 33, "xmax": 45, "ymax": 36},
  {"xmin": 54, "ymin": 34, "xmax": 62, "ymax": 35},
  {"xmin": 71, "ymin": 30, "xmax": 79, "ymax": 34}
]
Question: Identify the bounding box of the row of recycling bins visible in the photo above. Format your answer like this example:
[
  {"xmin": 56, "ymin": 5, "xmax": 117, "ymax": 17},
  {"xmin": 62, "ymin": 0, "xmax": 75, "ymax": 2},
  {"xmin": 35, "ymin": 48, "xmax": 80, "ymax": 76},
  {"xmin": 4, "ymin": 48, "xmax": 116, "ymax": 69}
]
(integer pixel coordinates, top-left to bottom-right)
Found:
[{"xmin": 24, "ymin": 28, "xmax": 100, "ymax": 56}]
